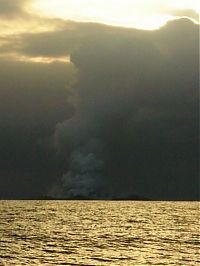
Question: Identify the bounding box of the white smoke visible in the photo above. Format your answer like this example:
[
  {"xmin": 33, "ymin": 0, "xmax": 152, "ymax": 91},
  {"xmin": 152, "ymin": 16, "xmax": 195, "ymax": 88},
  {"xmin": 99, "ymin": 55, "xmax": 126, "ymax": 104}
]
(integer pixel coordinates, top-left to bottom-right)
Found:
[
  {"xmin": 62, "ymin": 151, "xmax": 105, "ymax": 198},
  {"xmin": 53, "ymin": 108, "xmax": 108, "ymax": 198}
]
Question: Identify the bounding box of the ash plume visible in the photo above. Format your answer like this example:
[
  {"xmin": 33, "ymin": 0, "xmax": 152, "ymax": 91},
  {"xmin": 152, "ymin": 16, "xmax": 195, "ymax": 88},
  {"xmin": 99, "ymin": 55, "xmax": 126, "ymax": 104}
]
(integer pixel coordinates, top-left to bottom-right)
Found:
[
  {"xmin": 50, "ymin": 19, "xmax": 198, "ymax": 200},
  {"xmin": 62, "ymin": 151, "xmax": 105, "ymax": 198}
]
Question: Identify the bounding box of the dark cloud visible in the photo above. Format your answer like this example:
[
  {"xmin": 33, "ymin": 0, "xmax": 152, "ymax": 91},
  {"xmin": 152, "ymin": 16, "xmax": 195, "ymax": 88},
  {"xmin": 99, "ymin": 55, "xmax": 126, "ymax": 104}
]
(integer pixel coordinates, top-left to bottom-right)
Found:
[
  {"xmin": 0, "ymin": 21, "xmax": 81, "ymax": 57},
  {"xmin": 0, "ymin": 56, "xmax": 76, "ymax": 198},
  {"xmin": 0, "ymin": 57, "xmax": 76, "ymax": 126},
  {"xmin": 53, "ymin": 19, "xmax": 199, "ymax": 200},
  {"xmin": 0, "ymin": 0, "xmax": 28, "ymax": 18},
  {"xmin": 0, "ymin": 18, "xmax": 199, "ymax": 199}
]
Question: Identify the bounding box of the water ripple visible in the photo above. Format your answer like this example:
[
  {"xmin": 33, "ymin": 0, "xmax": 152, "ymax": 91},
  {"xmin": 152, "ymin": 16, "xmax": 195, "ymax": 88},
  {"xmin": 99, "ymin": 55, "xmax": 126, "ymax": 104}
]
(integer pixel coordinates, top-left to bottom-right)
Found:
[{"xmin": 0, "ymin": 201, "xmax": 199, "ymax": 265}]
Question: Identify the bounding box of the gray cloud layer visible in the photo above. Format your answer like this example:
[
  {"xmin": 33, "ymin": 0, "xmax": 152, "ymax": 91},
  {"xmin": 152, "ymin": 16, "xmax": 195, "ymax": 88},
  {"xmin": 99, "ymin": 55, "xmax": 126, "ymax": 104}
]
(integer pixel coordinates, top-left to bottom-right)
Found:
[
  {"xmin": 0, "ymin": 56, "xmax": 76, "ymax": 198},
  {"xmin": 0, "ymin": 19, "xmax": 199, "ymax": 199},
  {"xmin": 0, "ymin": 57, "xmax": 76, "ymax": 125},
  {"xmin": 0, "ymin": 0, "xmax": 28, "ymax": 18}
]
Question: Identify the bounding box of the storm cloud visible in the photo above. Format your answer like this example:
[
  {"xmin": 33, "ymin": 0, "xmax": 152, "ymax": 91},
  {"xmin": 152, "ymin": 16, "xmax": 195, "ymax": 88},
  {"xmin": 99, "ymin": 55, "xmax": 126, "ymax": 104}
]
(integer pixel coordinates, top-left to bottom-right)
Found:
[
  {"xmin": 0, "ymin": 18, "xmax": 199, "ymax": 199},
  {"xmin": 0, "ymin": 55, "xmax": 76, "ymax": 198},
  {"xmin": 53, "ymin": 19, "xmax": 199, "ymax": 200}
]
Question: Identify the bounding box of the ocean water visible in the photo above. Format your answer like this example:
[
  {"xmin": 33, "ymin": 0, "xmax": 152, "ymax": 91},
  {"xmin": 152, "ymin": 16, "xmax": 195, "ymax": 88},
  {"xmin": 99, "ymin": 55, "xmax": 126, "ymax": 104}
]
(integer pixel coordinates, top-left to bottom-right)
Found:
[{"xmin": 0, "ymin": 201, "xmax": 199, "ymax": 266}]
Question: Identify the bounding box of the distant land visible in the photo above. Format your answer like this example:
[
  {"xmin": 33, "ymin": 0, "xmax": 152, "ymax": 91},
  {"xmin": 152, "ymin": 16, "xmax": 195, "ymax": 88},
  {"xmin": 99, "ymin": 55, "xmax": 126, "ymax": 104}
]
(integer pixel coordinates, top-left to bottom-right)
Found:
[
  {"xmin": 13, "ymin": 193, "xmax": 151, "ymax": 201},
  {"xmin": 2, "ymin": 194, "xmax": 199, "ymax": 201}
]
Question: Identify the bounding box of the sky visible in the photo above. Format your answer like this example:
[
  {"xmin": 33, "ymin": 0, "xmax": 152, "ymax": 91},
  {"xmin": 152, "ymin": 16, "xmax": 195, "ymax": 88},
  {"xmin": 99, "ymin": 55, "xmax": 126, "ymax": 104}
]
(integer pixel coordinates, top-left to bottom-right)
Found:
[
  {"xmin": 31, "ymin": 0, "xmax": 199, "ymax": 29},
  {"xmin": 0, "ymin": 0, "xmax": 199, "ymax": 199}
]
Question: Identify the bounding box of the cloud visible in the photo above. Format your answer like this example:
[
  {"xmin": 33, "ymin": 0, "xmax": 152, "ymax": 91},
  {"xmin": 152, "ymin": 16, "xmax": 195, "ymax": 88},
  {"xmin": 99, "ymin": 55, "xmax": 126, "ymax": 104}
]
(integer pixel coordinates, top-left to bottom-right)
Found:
[
  {"xmin": 0, "ymin": 0, "xmax": 67, "ymax": 35},
  {"xmin": 30, "ymin": 0, "xmax": 199, "ymax": 30},
  {"xmin": 0, "ymin": 55, "xmax": 77, "ymax": 198},
  {"xmin": 0, "ymin": 56, "xmax": 76, "ymax": 125},
  {"xmin": 0, "ymin": 18, "xmax": 198, "ymax": 199},
  {"xmin": 0, "ymin": 0, "xmax": 28, "ymax": 18},
  {"xmin": 53, "ymin": 19, "xmax": 199, "ymax": 200},
  {"xmin": 168, "ymin": 9, "xmax": 199, "ymax": 22},
  {"xmin": 0, "ymin": 21, "xmax": 79, "ymax": 57}
]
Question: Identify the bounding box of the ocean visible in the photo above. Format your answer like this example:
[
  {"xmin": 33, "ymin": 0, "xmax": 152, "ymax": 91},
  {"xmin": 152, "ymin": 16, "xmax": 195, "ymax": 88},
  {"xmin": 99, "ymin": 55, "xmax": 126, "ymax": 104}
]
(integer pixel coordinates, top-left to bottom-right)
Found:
[{"xmin": 0, "ymin": 201, "xmax": 199, "ymax": 265}]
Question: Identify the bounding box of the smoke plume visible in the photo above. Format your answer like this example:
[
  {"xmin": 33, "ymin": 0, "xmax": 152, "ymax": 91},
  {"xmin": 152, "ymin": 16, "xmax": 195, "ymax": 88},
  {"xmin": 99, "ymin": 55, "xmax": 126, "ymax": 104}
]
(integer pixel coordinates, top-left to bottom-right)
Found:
[{"xmin": 51, "ymin": 19, "xmax": 198, "ymax": 200}]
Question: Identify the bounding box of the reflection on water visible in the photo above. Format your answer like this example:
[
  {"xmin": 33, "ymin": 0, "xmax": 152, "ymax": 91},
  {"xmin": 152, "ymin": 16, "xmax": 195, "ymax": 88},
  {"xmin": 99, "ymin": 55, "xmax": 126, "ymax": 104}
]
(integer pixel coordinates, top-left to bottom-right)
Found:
[{"xmin": 0, "ymin": 201, "xmax": 199, "ymax": 265}]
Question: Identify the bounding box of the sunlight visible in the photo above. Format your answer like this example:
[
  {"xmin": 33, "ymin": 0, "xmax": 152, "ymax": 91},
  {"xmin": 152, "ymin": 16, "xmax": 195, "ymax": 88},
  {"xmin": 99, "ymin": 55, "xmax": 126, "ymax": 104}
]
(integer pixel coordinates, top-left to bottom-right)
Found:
[
  {"xmin": 0, "ymin": 53, "xmax": 70, "ymax": 64},
  {"xmin": 31, "ymin": 0, "xmax": 199, "ymax": 30},
  {"xmin": 17, "ymin": 55, "xmax": 70, "ymax": 64},
  {"xmin": 169, "ymin": 0, "xmax": 200, "ymax": 12},
  {"xmin": 0, "ymin": 19, "xmax": 61, "ymax": 35}
]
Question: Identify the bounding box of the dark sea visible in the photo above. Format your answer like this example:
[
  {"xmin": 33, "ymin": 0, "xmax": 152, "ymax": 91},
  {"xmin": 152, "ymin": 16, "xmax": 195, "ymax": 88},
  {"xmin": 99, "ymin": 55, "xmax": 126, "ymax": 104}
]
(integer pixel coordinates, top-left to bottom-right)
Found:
[{"xmin": 0, "ymin": 201, "xmax": 199, "ymax": 265}]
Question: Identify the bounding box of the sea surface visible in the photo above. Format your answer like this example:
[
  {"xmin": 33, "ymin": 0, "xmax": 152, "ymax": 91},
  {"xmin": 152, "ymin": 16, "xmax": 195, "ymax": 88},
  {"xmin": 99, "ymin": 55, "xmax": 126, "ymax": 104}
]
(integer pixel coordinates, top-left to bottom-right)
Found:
[{"xmin": 0, "ymin": 201, "xmax": 199, "ymax": 265}]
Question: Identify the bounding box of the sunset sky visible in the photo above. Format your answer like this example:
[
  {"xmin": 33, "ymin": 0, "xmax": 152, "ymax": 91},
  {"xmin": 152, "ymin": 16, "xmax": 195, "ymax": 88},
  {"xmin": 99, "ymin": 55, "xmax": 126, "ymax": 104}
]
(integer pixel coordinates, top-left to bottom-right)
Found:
[
  {"xmin": 0, "ymin": 0, "xmax": 199, "ymax": 60},
  {"xmin": 1, "ymin": 0, "xmax": 199, "ymax": 32},
  {"xmin": 0, "ymin": 0, "xmax": 199, "ymax": 199},
  {"xmin": 31, "ymin": 0, "xmax": 199, "ymax": 29}
]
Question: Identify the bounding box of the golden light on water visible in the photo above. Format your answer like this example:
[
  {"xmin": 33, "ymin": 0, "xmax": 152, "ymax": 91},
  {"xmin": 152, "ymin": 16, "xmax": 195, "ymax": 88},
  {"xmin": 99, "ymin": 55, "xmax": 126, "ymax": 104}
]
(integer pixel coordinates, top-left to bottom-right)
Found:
[
  {"xmin": 31, "ymin": 0, "xmax": 199, "ymax": 30},
  {"xmin": 0, "ymin": 201, "xmax": 199, "ymax": 265}
]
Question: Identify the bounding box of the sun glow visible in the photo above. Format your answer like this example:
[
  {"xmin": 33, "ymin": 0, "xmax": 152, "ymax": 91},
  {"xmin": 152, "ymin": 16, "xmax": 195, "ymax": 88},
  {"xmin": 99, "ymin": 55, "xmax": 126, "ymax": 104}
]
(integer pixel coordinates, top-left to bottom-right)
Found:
[
  {"xmin": 17, "ymin": 55, "xmax": 70, "ymax": 64},
  {"xmin": 0, "ymin": 53, "xmax": 70, "ymax": 64},
  {"xmin": 31, "ymin": 0, "xmax": 199, "ymax": 30}
]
